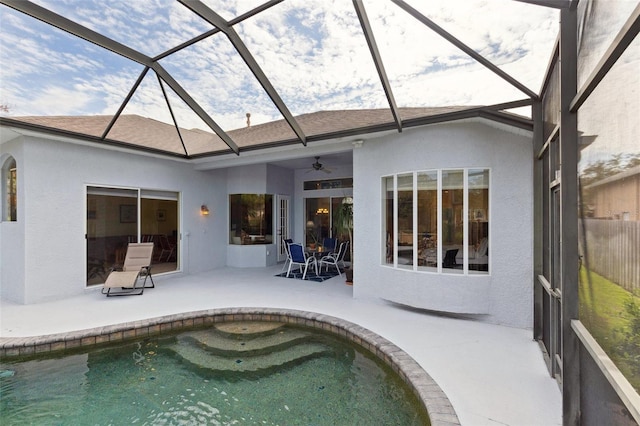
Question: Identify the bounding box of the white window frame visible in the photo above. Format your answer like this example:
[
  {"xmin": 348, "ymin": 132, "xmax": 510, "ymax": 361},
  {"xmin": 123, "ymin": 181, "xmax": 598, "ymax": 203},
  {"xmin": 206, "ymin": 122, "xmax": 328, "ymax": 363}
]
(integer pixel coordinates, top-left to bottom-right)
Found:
[{"xmin": 382, "ymin": 168, "xmax": 490, "ymax": 275}]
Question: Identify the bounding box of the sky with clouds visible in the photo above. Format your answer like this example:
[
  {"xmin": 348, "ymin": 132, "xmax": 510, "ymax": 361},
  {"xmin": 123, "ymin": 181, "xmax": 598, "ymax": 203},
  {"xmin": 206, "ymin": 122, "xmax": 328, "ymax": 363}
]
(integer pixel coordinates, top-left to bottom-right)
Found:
[{"xmin": 0, "ymin": 0, "xmax": 560, "ymax": 132}]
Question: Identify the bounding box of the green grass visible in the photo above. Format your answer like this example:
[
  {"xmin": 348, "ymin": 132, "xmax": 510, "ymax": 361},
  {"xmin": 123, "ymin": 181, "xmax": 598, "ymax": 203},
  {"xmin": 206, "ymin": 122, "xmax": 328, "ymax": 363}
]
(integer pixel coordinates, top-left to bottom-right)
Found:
[{"xmin": 579, "ymin": 267, "xmax": 640, "ymax": 391}]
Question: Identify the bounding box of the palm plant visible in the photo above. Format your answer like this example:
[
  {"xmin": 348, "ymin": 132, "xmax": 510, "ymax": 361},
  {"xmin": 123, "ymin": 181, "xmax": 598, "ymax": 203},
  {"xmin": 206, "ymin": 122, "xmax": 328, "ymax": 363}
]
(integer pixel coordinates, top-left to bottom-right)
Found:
[{"xmin": 335, "ymin": 197, "xmax": 354, "ymax": 271}]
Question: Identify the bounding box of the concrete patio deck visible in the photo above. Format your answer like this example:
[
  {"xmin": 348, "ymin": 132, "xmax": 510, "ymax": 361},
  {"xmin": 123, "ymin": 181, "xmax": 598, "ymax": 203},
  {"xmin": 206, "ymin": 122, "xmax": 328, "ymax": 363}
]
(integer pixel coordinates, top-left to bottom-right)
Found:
[{"xmin": 0, "ymin": 266, "xmax": 561, "ymax": 425}]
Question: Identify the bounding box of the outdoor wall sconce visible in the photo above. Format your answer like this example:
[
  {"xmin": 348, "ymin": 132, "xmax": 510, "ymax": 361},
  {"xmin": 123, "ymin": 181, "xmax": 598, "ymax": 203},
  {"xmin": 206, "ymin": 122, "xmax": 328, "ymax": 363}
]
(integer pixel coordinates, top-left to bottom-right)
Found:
[{"xmin": 200, "ymin": 205, "xmax": 210, "ymax": 216}]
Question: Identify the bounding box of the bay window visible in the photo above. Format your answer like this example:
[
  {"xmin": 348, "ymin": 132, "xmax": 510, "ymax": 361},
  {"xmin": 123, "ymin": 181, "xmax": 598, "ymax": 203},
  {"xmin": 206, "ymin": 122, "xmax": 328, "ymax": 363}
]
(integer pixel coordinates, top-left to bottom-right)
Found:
[{"xmin": 382, "ymin": 169, "xmax": 490, "ymax": 274}]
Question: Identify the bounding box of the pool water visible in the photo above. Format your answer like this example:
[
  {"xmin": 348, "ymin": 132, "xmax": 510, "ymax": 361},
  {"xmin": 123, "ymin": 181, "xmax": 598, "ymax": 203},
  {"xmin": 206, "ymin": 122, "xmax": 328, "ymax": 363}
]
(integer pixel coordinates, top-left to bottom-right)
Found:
[{"xmin": 1, "ymin": 322, "xmax": 430, "ymax": 425}]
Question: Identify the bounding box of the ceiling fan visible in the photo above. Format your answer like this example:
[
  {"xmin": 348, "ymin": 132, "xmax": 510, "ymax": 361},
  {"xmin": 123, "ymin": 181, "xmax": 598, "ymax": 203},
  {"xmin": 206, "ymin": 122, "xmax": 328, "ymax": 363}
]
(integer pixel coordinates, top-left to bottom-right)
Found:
[{"xmin": 306, "ymin": 156, "xmax": 332, "ymax": 174}]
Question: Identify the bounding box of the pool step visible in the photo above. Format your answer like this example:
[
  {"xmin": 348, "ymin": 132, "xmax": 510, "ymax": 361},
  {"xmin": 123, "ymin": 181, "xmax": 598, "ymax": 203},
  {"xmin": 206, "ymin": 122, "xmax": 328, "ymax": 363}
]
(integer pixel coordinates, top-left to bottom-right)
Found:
[
  {"xmin": 213, "ymin": 321, "xmax": 286, "ymax": 337},
  {"xmin": 168, "ymin": 340, "xmax": 330, "ymax": 374},
  {"xmin": 167, "ymin": 323, "xmax": 334, "ymax": 375},
  {"xmin": 177, "ymin": 327, "xmax": 313, "ymax": 356}
]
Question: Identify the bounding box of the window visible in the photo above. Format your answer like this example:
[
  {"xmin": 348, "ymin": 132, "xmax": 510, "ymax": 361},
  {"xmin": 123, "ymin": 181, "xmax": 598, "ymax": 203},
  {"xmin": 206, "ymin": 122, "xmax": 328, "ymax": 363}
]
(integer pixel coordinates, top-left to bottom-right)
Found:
[
  {"xmin": 229, "ymin": 194, "xmax": 273, "ymax": 245},
  {"xmin": 382, "ymin": 176, "xmax": 394, "ymax": 265},
  {"xmin": 303, "ymin": 178, "xmax": 353, "ymax": 190},
  {"xmin": 397, "ymin": 173, "xmax": 414, "ymax": 270},
  {"xmin": 2, "ymin": 156, "xmax": 17, "ymax": 221},
  {"xmin": 468, "ymin": 169, "xmax": 490, "ymax": 270},
  {"xmin": 417, "ymin": 171, "xmax": 438, "ymax": 272},
  {"xmin": 442, "ymin": 170, "xmax": 464, "ymax": 273},
  {"xmin": 382, "ymin": 169, "xmax": 490, "ymax": 274}
]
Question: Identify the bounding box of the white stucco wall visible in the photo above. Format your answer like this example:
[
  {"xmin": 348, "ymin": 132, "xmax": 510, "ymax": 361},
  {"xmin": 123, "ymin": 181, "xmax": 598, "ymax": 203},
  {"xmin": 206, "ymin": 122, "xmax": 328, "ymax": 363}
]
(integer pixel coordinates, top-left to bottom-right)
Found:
[
  {"xmin": 2, "ymin": 119, "xmax": 534, "ymax": 325},
  {"xmin": 353, "ymin": 120, "xmax": 534, "ymax": 328},
  {"xmin": 2, "ymin": 135, "xmax": 227, "ymax": 304}
]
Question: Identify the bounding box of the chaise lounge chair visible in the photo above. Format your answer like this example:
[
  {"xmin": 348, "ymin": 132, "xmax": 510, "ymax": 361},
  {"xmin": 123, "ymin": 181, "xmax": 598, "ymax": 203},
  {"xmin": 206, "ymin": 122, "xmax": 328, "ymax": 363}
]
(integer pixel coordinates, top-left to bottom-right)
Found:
[{"xmin": 102, "ymin": 242, "xmax": 155, "ymax": 297}]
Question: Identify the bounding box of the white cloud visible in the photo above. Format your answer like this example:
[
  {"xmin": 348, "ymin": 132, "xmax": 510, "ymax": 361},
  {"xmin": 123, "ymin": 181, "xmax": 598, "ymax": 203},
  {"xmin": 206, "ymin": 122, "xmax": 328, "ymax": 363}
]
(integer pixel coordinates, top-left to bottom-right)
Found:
[
  {"xmin": 24, "ymin": 85, "xmax": 94, "ymax": 116},
  {"xmin": 33, "ymin": 0, "xmax": 214, "ymax": 56},
  {"xmin": 1, "ymin": 0, "xmax": 559, "ymax": 129}
]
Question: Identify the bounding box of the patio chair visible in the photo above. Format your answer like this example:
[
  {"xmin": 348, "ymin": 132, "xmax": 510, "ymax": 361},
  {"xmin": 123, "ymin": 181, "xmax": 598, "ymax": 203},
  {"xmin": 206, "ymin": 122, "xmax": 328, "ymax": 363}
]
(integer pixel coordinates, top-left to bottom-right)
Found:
[
  {"xmin": 102, "ymin": 243, "xmax": 155, "ymax": 297},
  {"xmin": 280, "ymin": 238, "xmax": 294, "ymax": 273},
  {"xmin": 322, "ymin": 237, "xmax": 336, "ymax": 254},
  {"xmin": 443, "ymin": 248, "xmax": 459, "ymax": 268},
  {"xmin": 320, "ymin": 241, "xmax": 349, "ymax": 277},
  {"xmin": 158, "ymin": 235, "xmax": 175, "ymax": 262},
  {"xmin": 286, "ymin": 243, "xmax": 318, "ymax": 280}
]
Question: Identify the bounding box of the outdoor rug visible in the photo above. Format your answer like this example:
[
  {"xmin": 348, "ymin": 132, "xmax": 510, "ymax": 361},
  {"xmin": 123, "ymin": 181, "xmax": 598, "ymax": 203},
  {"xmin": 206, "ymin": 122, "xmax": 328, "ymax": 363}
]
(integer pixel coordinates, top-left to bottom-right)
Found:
[{"xmin": 275, "ymin": 268, "xmax": 344, "ymax": 282}]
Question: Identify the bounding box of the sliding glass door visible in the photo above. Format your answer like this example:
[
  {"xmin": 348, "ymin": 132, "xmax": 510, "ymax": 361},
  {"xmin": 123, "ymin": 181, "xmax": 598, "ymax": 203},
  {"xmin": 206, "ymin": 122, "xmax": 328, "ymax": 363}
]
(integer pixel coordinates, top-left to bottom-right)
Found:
[
  {"xmin": 86, "ymin": 186, "xmax": 179, "ymax": 286},
  {"xmin": 141, "ymin": 190, "xmax": 179, "ymax": 275},
  {"xmin": 305, "ymin": 198, "xmax": 331, "ymax": 249},
  {"xmin": 304, "ymin": 197, "xmax": 352, "ymax": 258}
]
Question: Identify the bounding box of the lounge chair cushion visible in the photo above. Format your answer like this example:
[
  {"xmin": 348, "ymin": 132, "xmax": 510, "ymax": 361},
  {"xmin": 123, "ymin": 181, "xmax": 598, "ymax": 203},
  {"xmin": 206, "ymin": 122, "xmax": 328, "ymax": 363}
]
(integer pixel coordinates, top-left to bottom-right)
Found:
[{"xmin": 104, "ymin": 270, "xmax": 143, "ymax": 288}]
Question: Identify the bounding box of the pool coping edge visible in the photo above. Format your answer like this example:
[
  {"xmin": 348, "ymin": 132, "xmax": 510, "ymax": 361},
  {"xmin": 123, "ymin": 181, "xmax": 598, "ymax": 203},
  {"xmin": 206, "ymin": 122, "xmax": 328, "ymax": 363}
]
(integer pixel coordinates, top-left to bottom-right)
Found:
[{"xmin": 0, "ymin": 307, "xmax": 460, "ymax": 426}]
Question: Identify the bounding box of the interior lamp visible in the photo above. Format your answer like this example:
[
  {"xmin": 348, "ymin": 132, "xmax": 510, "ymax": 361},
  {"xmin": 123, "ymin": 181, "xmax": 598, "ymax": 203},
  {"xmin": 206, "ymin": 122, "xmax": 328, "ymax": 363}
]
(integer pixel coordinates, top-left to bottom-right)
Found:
[{"xmin": 200, "ymin": 205, "xmax": 210, "ymax": 216}]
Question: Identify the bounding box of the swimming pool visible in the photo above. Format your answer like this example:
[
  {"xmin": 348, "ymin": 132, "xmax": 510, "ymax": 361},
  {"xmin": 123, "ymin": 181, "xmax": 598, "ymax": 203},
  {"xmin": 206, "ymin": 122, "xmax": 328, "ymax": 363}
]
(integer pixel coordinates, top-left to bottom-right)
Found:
[{"xmin": 0, "ymin": 308, "xmax": 459, "ymax": 425}]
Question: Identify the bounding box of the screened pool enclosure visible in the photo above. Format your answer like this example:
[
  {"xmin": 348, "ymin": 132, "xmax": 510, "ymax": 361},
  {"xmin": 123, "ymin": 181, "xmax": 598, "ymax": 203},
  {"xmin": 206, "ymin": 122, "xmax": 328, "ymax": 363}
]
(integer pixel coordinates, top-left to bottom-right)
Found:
[{"xmin": 1, "ymin": 1, "xmax": 639, "ymax": 424}]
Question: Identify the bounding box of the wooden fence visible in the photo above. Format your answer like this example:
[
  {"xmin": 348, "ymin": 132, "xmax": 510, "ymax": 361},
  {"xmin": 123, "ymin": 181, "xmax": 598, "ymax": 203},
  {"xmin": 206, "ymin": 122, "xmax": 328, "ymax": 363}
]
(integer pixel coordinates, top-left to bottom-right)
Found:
[{"xmin": 580, "ymin": 219, "xmax": 640, "ymax": 293}]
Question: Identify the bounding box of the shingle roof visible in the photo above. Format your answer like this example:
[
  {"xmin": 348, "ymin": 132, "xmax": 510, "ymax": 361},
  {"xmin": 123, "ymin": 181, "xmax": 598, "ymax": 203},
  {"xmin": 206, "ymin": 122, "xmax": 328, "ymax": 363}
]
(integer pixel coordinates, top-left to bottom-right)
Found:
[
  {"xmin": 585, "ymin": 165, "xmax": 640, "ymax": 189},
  {"xmin": 4, "ymin": 106, "xmax": 523, "ymax": 157}
]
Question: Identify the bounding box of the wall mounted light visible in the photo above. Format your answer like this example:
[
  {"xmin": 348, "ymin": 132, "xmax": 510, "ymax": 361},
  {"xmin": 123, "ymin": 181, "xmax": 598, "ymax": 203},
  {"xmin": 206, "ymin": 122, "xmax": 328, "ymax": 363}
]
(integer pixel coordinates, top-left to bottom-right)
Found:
[{"xmin": 200, "ymin": 205, "xmax": 210, "ymax": 216}]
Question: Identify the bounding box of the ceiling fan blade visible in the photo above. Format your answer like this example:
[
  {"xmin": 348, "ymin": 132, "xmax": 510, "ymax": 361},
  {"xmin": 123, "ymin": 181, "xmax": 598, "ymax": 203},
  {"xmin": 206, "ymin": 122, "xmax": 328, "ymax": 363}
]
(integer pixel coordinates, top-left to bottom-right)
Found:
[{"xmin": 321, "ymin": 168, "xmax": 332, "ymax": 174}]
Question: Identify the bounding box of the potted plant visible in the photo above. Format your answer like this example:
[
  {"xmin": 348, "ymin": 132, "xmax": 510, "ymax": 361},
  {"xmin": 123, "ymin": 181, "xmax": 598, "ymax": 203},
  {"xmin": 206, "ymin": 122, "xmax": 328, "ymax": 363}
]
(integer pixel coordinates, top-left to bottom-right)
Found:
[{"xmin": 335, "ymin": 197, "xmax": 354, "ymax": 283}]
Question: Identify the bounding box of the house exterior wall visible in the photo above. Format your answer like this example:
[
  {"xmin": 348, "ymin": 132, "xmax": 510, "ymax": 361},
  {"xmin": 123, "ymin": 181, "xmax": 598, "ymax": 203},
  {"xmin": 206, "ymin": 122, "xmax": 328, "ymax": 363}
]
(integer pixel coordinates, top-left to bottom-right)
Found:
[
  {"xmin": 592, "ymin": 173, "xmax": 640, "ymax": 220},
  {"xmin": 353, "ymin": 120, "xmax": 534, "ymax": 328},
  {"xmin": 2, "ymin": 119, "xmax": 534, "ymax": 327},
  {"xmin": 1, "ymin": 135, "xmax": 226, "ymax": 304}
]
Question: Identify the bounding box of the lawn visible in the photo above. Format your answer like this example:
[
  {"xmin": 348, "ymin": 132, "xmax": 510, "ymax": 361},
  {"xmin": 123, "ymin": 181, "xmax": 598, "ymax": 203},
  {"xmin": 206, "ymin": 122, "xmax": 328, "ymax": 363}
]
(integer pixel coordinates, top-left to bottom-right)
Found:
[{"xmin": 579, "ymin": 267, "xmax": 640, "ymax": 392}]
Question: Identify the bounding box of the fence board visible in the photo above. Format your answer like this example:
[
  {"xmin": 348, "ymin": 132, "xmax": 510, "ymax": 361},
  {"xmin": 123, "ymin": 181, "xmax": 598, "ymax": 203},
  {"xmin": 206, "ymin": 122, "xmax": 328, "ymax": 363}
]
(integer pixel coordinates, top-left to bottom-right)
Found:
[{"xmin": 580, "ymin": 219, "xmax": 639, "ymax": 293}]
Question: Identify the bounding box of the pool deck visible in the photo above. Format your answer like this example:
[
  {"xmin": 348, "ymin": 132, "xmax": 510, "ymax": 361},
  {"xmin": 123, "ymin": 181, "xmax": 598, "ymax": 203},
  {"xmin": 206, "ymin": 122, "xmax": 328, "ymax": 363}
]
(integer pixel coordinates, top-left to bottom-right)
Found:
[{"xmin": 0, "ymin": 266, "xmax": 561, "ymax": 425}]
